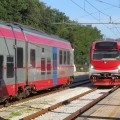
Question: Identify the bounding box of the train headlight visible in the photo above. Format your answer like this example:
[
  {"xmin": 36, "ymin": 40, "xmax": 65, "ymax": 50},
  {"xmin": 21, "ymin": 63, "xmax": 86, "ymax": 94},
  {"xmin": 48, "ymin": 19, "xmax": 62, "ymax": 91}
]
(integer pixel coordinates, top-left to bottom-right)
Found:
[
  {"xmin": 118, "ymin": 65, "xmax": 120, "ymax": 70},
  {"xmin": 90, "ymin": 65, "xmax": 94, "ymax": 69}
]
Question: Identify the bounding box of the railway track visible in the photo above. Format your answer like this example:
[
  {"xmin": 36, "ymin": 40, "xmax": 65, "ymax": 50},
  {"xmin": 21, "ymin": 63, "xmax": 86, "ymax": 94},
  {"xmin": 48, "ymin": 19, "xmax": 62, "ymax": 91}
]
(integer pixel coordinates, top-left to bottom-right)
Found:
[
  {"xmin": 1, "ymin": 74, "xmax": 118, "ymax": 120},
  {"xmin": 21, "ymin": 86, "xmax": 118, "ymax": 120},
  {"xmin": 0, "ymin": 75, "xmax": 89, "ymax": 109},
  {"xmin": 0, "ymin": 85, "xmax": 67, "ymax": 108},
  {"xmin": 0, "ymin": 76, "xmax": 89, "ymax": 119},
  {"xmin": 22, "ymin": 86, "xmax": 96, "ymax": 120},
  {"xmin": 0, "ymin": 84, "xmax": 118, "ymax": 120}
]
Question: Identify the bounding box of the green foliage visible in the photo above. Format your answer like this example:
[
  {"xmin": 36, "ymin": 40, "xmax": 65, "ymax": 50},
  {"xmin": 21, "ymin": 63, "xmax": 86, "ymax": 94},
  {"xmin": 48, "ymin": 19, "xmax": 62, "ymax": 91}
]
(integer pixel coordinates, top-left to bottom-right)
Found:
[{"xmin": 0, "ymin": 0, "xmax": 103, "ymax": 65}]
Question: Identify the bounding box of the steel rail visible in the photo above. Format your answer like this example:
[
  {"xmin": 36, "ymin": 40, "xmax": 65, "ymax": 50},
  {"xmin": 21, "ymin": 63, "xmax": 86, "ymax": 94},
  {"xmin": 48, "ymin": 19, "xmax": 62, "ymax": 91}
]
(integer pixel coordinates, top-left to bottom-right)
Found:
[
  {"xmin": 64, "ymin": 86, "xmax": 119, "ymax": 120},
  {"xmin": 20, "ymin": 87, "xmax": 97, "ymax": 120}
]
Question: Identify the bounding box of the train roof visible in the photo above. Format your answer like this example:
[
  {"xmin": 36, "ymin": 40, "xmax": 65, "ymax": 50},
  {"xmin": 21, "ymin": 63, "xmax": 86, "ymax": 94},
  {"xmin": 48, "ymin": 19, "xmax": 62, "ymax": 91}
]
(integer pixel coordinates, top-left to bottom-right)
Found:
[
  {"xmin": 92, "ymin": 40, "xmax": 120, "ymax": 45},
  {"xmin": 91, "ymin": 40, "xmax": 120, "ymax": 49},
  {"xmin": 0, "ymin": 21, "xmax": 70, "ymax": 44},
  {"xmin": 94, "ymin": 39, "xmax": 117, "ymax": 43}
]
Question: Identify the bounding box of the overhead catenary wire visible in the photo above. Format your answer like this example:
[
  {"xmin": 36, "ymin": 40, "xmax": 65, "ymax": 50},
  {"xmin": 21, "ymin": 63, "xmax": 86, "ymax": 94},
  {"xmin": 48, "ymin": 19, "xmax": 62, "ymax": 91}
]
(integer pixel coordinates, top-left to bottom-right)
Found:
[
  {"xmin": 79, "ymin": 6, "xmax": 114, "ymax": 19},
  {"xmin": 95, "ymin": 0, "xmax": 120, "ymax": 8},
  {"xmin": 85, "ymin": 0, "xmax": 120, "ymax": 36},
  {"xmin": 70, "ymin": 0, "xmax": 120, "ymax": 38}
]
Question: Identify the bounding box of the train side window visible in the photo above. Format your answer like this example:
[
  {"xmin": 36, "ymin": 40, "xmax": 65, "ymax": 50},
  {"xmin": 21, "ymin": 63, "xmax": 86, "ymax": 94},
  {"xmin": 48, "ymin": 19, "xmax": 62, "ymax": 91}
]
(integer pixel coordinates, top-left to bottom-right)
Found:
[
  {"xmin": 53, "ymin": 53, "xmax": 57, "ymax": 70},
  {"xmin": 47, "ymin": 58, "xmax": 51, "ymax": 74},
  {"xmin": 7, "ymin": 56, "xmax": 14, "ymax": 78},
  {"xmin": 41, "ymin": 58, "xmax": 45, "ymax": 75},
  {"xmin": 30, "ymin": 49, "xmax": 36, "ymax": 68},
  {"xmin": 59, "ymin": 50, "xmax": 62, "ymax": 65},
  {"xmin": 42, "ymin": 48, "xmax": 44, "ymax": 53},
  {"xmin": 64, "ymin": 51, "xmax": 66, "ymax": 64},
  {"xmin": 17, "ymin": 47, "xmax": 23, "ymax": 68},
  {"xmin": 67, "ymin": 51, "xmax": 70, "ymax": 65}
]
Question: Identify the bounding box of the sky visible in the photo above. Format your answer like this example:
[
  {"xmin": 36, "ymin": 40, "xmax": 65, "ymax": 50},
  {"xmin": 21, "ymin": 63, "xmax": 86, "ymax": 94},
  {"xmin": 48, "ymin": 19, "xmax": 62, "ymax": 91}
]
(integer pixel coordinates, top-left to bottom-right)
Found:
[{"xmin": 40, "ymin": 0, "xmax": 120, "ymax": 39}]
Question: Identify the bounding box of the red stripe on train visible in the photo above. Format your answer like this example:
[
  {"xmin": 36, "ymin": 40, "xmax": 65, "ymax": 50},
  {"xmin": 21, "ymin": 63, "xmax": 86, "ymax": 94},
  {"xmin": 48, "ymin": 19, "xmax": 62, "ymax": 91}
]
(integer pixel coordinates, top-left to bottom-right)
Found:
[{"xmin": 0, "ymin": 77, "xmax": 69, "ymax": 97}]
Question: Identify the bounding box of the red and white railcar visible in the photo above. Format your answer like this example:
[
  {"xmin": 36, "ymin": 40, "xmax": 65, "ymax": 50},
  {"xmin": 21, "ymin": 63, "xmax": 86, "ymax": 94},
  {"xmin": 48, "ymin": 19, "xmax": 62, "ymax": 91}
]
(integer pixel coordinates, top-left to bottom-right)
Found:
[
  {"xmin": 89, "ymin": 40, "xmax": 120, "ymax": 86},
  {"xmin": 0, "ymin": 21, "xmax": 74, "ymax": 103}
]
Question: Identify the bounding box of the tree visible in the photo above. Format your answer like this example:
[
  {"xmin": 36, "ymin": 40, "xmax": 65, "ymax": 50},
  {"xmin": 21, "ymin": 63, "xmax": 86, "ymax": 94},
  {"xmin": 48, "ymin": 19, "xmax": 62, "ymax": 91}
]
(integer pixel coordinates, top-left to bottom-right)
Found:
[{"xmin": 0, "ymin": 0, "xmax": 103, "ymax": 66}]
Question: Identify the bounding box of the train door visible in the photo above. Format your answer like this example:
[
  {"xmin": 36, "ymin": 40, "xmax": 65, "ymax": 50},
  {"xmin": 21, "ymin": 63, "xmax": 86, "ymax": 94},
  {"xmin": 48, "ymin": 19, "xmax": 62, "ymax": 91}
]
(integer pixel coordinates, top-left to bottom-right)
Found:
[
  {"xmin": 0, "ymin": 55, "xmax": 3, "ymax": 97},
  {"xmin": 28, "ymin": 47, "xmax": 36, "ymax": 83},
  {"xmin": 52, "ymin": 47, "xmax": 57, "ymax": 86}
]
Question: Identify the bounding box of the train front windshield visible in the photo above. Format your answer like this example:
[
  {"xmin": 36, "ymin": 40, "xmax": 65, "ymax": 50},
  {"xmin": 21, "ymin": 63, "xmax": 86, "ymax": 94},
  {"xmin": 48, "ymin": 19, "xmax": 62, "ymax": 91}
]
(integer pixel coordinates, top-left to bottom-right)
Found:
[{"xmin": 92, "ymin": 50, "xmax": 120, "ymax": 60}]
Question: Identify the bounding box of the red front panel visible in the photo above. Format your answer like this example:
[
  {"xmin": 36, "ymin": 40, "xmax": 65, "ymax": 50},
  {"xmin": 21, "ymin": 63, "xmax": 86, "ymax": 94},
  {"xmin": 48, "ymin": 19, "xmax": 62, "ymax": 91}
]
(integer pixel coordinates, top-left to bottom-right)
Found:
[{"xmin": 91, "ymin": 60, "xmax": 120, "ymax": 70}]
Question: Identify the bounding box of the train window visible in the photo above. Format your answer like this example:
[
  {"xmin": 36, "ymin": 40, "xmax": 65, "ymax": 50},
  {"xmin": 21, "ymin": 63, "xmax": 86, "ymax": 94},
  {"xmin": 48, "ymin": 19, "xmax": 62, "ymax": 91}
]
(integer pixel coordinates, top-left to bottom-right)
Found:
[
  {"xmin": 64, "ymin": 51, "xmax": 67, "ymax": 64},
  {"xmin": 95, "ymin": 42, "xmax": 117, "ymax": 49},
  {"xmin": 41, "ymin": 58, "xmax": 45, "ymax": 75},
  {"xmin": 42, "ymin": 48, "xmax": 44, "ymax": 53},
  {"xmin": 17, "ymin": 47, "xmax": 23, "ymax": 68},
  {"xmin": 47, "ymin": 58, "xmax": 51, "ymax": 74},
  {"xmin": 67, "ymin": 51, "xmax": 70, "ymax": 65},
  {"xmin": 53, "ymin": 53, "xmax": 57, "ymax": 70},
  {"xmin": 7, "ymin": 56, "xmax": 14, "ymax": 78},
  {"xmin": 59, "ymin": 50, "xmax": 62, "ymax": 64},
  {"xmin": 93, "ymin": 50, "xmax": 120, "ymax": 60},
  {"xmin": 30, "ymin": 49, "xmax": 36, "ymax": 68}
]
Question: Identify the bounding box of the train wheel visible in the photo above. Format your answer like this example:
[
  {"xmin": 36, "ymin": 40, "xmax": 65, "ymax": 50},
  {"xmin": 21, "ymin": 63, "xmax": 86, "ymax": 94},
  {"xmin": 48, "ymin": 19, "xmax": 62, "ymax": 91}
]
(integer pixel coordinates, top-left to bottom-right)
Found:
[
  {"xmin": 23, "ymin": 89, "xmax": 30, "ymax": 98},
  {"xmin": 31, "ymin": 85, "xmax": 37, "ymax": 95},
  {"xmin": 67, "ymin": 79, "xmax": 72, "ymax": 86},
  {"xmin": 71, "ymin": 76, "xmax": 74, "ymax": 83},
  {"xmin": 17, "ymin": 92, "xmax": 23, "ymax": 100},
  {"xmin": 67, "ymin": 76, "xmax": 74, "ymax": 86},
  {"xmin": 17, "ymin": 86, "xmax": 24, "ymax": 100},
  {"xmin": 9, "ymin": 96, "xmax": 13, "ymax": 104},
  {"xmin": 3, "ymin": 99, "xmax": 10, "ymax": 107}
]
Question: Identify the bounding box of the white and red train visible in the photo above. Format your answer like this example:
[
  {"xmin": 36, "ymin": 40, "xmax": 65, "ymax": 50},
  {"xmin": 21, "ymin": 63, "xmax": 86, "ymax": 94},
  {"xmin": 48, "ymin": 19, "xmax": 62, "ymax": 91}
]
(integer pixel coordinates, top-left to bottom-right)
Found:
[
  {"xmin": 0, "ymin": 21, "xmax": 74, "ymax": 103},
  {"xmin": 89, "ymin": 40, "xmax": 120, "ymax": 86}
]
